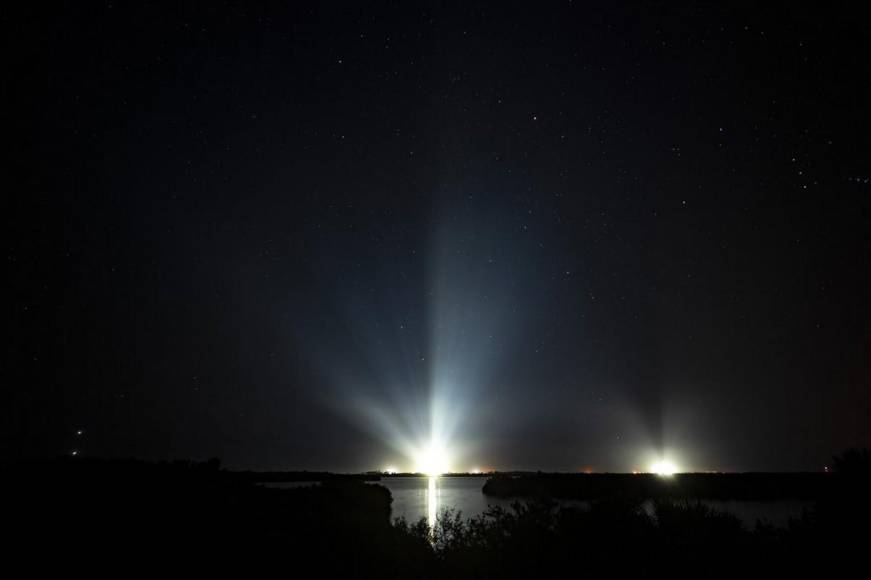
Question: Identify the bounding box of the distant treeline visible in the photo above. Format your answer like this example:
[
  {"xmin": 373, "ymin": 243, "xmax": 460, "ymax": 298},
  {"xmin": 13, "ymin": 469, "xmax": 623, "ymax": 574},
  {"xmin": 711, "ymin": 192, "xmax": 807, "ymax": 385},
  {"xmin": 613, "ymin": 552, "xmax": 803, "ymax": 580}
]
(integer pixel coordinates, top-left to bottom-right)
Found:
[
  {"xmin": 479, "ymin": 449, "xmax": 871, "ymax": 501},
  {"xmin": 5, "ymin": 456, "xmax": 427, "ymax": 574},
  {"xmin": 231, "ymin": 469, "xmax": 381, "ymax": 482},
  {"xmin": 3, "ymin": 456, "xmax": 384, "ymax": 483},
  {"xmin": 482, "ymin": 472, "xmax": 838, "ymax": 500},
  {"xmin": 4, "ymin": 450, "xmax": 870, "ymax": 576}
]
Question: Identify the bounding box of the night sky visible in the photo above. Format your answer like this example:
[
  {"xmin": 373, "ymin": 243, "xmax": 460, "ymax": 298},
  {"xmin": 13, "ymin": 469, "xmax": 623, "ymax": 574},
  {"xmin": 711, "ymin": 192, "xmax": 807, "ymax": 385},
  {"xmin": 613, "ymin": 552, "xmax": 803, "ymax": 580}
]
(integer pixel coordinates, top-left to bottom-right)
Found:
[{"xmin": 8, "ymin": 2, "xmax": 871, "ymax": 472}]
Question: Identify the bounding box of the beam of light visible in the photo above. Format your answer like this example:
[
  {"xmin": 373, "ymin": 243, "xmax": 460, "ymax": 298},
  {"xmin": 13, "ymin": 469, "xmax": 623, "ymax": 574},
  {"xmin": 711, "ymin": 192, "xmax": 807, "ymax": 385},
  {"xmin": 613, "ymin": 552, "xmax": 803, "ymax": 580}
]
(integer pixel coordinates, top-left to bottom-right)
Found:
[
  {"xmin": 305, "ymin": 200, "xmax": 531, "ymax": 473},
  {"xmin": 650, "ymin": 459, "xmax": 678, "ymax": 476},
  {"xmin": 349, "ymin": 395, "xmax": 465, "ymax": 474}
]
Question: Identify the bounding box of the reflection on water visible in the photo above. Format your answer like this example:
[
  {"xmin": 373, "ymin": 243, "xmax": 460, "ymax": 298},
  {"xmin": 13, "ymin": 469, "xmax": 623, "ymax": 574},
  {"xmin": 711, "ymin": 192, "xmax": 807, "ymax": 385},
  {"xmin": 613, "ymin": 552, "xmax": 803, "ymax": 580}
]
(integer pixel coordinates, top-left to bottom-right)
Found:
[
  {"xmin": 427, "ymin": 476, "xmax": 439, "ymax": 528},
  {"xmin": 377, "ymin": 476, "xmax": 516, "ymax": 525}
]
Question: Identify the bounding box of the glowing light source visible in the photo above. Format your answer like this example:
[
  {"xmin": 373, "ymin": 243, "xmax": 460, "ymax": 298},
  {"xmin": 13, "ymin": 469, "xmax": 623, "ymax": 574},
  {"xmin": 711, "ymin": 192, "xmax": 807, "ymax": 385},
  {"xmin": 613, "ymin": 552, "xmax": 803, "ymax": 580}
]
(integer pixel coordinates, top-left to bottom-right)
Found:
[
  {"xmin": 383, "ymin": 466, "xmax": 398, "ymax": 475},
  {"xmin": 650, "ymin": 459, "xmax": 678, "ymax": 476},
  {"xmin": 415, "ymin": 442, "xmax": 450, "ymax": 476}
]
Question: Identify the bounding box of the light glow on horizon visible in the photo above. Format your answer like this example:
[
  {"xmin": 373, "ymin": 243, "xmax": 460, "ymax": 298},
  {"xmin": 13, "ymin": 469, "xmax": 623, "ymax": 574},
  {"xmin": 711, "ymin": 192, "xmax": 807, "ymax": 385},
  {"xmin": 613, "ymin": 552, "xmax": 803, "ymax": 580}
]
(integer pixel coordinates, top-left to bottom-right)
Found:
[
  {"xmin": 415, "ymin": 441, "xmax": 451, "ymax": 475},
  {"xmin": 650, "ymin": 459, "xmax": 678, "ymax": 476}
]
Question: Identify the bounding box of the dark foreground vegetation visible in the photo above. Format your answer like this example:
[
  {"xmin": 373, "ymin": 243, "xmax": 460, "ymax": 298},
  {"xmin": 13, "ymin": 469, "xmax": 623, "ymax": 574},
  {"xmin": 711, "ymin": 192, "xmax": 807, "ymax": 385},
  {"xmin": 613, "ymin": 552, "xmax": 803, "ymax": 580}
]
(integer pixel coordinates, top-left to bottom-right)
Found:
[{"xmin": 4, "ymin": 449, "xmax": 870, "ymax": 576}]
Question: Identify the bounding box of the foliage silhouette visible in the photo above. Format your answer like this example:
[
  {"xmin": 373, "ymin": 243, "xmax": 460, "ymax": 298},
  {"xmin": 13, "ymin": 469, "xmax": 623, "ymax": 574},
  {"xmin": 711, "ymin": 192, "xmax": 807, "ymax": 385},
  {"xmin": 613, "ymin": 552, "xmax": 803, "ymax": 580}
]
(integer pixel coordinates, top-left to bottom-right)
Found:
[{"xmin": 6, "ymin": 449, "xmax": 870, "ymax": 576}]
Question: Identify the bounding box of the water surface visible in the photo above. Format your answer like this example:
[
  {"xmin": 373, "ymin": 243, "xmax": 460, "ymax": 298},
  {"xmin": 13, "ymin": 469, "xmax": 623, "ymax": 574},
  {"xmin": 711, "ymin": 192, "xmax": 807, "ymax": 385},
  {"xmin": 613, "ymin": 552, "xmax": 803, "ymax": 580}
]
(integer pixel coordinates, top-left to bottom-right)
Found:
[
  {"xmin": 376, "ymin": 476, "xmax": 515, "ymax": 525},
  {"xmin": 376, "ymin": 476, "xmax": 813, "ymax": 529}
]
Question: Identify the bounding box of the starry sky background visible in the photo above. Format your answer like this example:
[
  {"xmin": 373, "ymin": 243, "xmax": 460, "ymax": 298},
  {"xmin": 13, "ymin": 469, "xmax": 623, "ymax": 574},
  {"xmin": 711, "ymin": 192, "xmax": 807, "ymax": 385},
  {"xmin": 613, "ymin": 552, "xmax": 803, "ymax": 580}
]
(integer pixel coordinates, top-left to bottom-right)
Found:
[{"xmin": 7, "ymin": 2, "xmax": 871, "ymax": 471}]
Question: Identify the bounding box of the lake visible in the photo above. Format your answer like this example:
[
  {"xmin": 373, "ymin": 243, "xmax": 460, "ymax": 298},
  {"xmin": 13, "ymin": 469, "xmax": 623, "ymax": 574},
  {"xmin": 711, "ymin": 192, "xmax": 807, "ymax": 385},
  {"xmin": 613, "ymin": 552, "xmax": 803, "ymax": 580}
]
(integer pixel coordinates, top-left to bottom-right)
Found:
[
  {"xmin": 374, "ymin": 476, "xmax": 814, "ymax": 529},
  {"xmin": 376, "ymin": 476, "xmax": 516, "ymax": 525}
]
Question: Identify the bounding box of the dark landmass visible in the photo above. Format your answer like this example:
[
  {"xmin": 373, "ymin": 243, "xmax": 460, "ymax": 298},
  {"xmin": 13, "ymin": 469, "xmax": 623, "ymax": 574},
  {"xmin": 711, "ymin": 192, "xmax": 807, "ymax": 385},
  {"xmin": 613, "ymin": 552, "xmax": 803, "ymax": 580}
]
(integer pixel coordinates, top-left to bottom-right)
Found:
[
  {"xmin": 4, "ymin": 450, "xmax": 870, "ymax": 576},
  {"xmin": 232, "ymin": 469, "xmax": 380, "ymax": 482},
  {"xmin": 5, "ymin": 457, "xmax": 429, "ymax": 574},
  {"xmin": 376, "ymin": 472, "xmax": 494, "ymax": 477},
  {"xmin": 482, "ymin": 472, "xmax": 836, "ymax": 500}
]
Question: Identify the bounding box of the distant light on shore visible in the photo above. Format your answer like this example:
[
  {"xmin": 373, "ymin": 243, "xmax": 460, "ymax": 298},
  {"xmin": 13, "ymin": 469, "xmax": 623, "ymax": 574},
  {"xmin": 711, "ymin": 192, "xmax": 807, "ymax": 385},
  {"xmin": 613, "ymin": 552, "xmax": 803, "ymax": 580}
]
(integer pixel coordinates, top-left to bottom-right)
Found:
[
  {"xmin": 414, "ymin": 441, "xmax": 451, "ymax": 476},
  {"xmin": 650, "ymin": 459, "xmax": 678, "ymax": 476}
]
